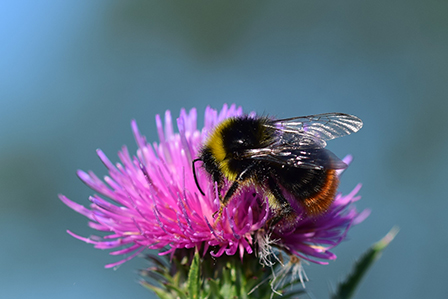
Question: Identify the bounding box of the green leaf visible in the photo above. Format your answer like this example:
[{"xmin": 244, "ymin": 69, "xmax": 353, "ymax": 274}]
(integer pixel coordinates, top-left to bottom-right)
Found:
[
  {"xmin": 145, "ymin": 254, "xmax": 170, "ymax": 271},
  {"xmin": 188, "ymin": 252, "xmax": 201, "ymax": 299},
  {"xmin": 164, "ymin": 284, "xmax": 188, "ymax": 299},
  {"xmin": 139, "ymin": 268, "xmax": 172, "ymax": 284},
  {"xmin": 332, "ymin": 226, "xmax": 399, "ymax": 299},
  {"xmin": 140, "ymin": 282, "xmax": 174, "ymax": 299},
  {"xmin": 206, "ymin": 278, "xmax": 224, "ymax": 299}
]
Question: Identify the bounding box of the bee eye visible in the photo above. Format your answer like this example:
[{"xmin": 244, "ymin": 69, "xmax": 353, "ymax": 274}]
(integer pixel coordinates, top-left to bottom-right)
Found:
[{"xmin": 233, "ymin": 138, "xmax": 251, "ymax": 148}]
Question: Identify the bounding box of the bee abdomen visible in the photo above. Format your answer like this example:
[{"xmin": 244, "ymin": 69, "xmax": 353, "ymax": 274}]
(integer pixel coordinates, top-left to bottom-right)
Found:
[{"xmin": 301, "ymin": 169, "xmax": 338, "ymax": 215}]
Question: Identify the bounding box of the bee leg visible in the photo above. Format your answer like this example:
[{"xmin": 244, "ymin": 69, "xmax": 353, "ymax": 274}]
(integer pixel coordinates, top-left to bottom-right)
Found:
[
  {"xmin": 211, "ymin": 205, "xmax": 223, "ymax": 220},
  {"xmin": 213, "ymin": 165, "xmax": 254, "ymax": 221},
  {"xmin": 213, "ymin": 181, "xmax": 240, "ymax": 220},
  {"xmin": 266, "ymin": 177, "xmax": 294, "ymax": 227}
]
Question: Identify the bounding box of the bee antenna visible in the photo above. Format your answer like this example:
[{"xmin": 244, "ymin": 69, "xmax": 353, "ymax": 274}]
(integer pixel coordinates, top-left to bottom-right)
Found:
[{"xmin": 192, "ymin": 158, "xmax": 205, "ymax": 196}]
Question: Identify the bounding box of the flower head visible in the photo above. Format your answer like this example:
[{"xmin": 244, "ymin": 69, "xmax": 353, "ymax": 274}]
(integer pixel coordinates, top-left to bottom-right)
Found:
[{"xmin": 60, "ymin": 104, "xmax": 368, "ymax": 268}]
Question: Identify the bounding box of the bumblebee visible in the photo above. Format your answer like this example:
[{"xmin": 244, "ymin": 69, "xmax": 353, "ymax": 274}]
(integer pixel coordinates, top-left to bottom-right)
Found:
[{"xmin": 192, "ymin": 113, "xmax": 363, "ymax": 223}]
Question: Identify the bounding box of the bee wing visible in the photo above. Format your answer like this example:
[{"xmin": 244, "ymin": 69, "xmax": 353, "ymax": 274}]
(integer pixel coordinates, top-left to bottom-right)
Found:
[
  {"xmin": 244, "ymin": 113, "xmax": 361, "ymax": 170},
  {"xmin": 248, "ymin": 147, "xmax": 347, "ymax": 170},
  {"xmin": 245, "ymin": 113, "xmax": 361, "ymax": 170},
  {"xmin": 272, "ymin": 113, "xmax": 363, "ymax": 146},
  {"xmin": 246, "ymin": 147, "xmax": 347, "ymax": 170}
]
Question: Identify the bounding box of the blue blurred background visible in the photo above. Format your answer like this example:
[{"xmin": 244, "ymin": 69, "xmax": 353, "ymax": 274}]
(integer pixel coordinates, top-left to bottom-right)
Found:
[{"xmin": 2, "ymin": 1, "xmax": 447, "ymax": 298}]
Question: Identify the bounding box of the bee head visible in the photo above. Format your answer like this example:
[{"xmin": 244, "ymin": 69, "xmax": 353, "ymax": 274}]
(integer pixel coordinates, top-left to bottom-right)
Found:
[
  {"xmin": 202, "ymin": 116, "xmax": 274, "ymax": 167},
  {"xmin": 221, "ymin": 117, "xmax": 265, "ymax": 159}
]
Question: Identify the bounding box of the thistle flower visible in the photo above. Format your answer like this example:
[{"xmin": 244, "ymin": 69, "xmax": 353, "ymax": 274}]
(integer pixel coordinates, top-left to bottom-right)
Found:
[{"xmin": 60, "ymin": 104, "xmax": 368, "ymax": 296}]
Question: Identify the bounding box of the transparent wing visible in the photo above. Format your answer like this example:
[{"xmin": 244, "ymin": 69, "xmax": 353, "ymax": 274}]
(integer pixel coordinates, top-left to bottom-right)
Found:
[
  {"xmin": 244, "ymin": 113, "xmax": 362, "ymax": 170},
  {"xmin": 246, "ymin": 147, "xmax": 347, "ymax": 170},
  {"xmin": 269, "ymin": 113, "xmax": 363, "ymax": 147}
]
